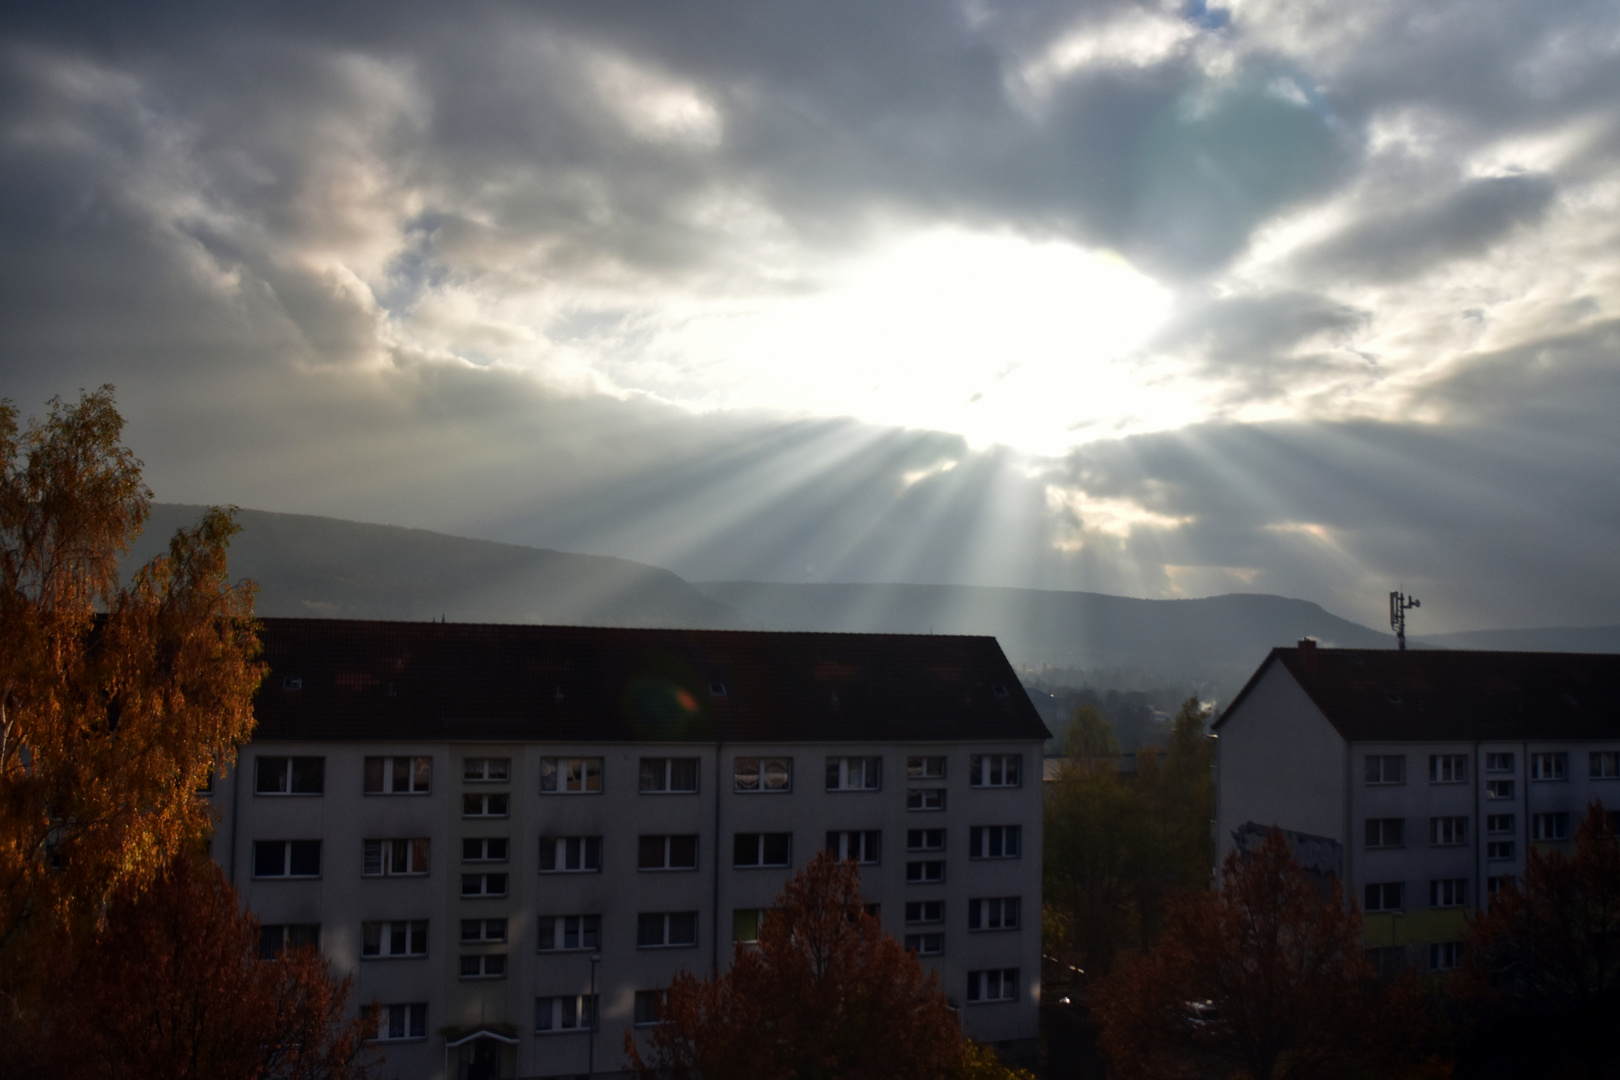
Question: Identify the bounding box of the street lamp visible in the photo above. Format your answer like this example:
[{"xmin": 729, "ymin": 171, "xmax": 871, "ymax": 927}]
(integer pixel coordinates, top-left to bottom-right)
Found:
[{"xmin": 588, "ymin": 952, "xmax": 601, "ymax": 1077}]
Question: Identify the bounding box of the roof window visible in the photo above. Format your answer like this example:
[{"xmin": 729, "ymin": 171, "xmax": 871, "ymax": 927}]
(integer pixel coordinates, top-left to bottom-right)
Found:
[
  {"xmin": 991, "ymin": 684, "xmax": 1008, "ymax": 698},
  {"xmin": 282, "ymin": 676, "xmax": 303, "ymax": 692},
  {"xmin": 709, "ymin": 683, "xmax": 727, "ymax": 697}
]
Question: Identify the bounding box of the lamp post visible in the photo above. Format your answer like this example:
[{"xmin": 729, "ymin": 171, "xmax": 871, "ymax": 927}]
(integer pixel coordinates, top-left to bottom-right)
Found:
[{"xmin": 588, "ymin": 952, "xmax": 601, "ymax": 1077}]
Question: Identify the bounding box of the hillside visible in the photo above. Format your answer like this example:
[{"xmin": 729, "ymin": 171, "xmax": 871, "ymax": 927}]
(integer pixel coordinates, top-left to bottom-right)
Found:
[{"xmin": 129, "ymin": 505, "xmax": 742, "ymax": 628}]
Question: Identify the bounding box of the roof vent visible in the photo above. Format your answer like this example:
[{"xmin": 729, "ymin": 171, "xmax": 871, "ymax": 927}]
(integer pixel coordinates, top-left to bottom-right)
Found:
[
  {"xmin": 282, "ymin": 676, "xmax": 302, "ymax": 692},
  {"xmin": 709, "ymin": 682, "xmax": 727, "ymax": 697},
  {"xmin": 991, "ymin": 684, "xmax": 1009, "ymax": 698}
]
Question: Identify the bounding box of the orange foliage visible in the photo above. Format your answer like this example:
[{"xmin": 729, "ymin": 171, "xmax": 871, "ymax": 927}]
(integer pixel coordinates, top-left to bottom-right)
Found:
[
  {"xmin": 625, "ymin": 851, "xmax": 969, "ymax": 1080},
  {"xmin": 1096, "ymin": 829, "xmax": 1445, "ymax": 1080},
  {"xmin": 48, "ymin": 852, "xmax": 377, "ymax": 1080}
]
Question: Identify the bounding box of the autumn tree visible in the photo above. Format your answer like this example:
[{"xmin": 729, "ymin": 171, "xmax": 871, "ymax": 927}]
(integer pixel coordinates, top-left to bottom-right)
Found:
[
  {"xmin": 0, "ymin": 388, "xmax": 264, "ymax": 1068},
  {"xmin": 1458, "ymin": 802, "xmax": 1620, "ymax": 1079},
  {"xmin": 48, "ymin": 850, "xmax": 377, "ymax": 1080},
  {"xmin": 1096, "ymin": 829, "xmax": 1444, "ymax": 1080},
  {"xmin": 626, "ymin": 851, "xmax": 1029, "ymax": 1080}
]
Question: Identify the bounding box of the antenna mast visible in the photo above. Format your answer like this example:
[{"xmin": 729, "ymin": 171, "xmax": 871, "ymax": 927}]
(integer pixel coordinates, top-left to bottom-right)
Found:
[{"xmin": 1389, "ymin": 590, "xmax": 1420, "ymax": 651}]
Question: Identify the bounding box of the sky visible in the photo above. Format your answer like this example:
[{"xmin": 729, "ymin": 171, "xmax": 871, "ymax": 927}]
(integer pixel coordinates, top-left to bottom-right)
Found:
[{"xmin": 2, "ymin": 0, "xmax": 1618, "ymax": 633}]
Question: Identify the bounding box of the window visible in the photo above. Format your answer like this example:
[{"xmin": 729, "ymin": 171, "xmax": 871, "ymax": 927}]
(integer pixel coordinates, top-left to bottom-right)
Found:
[
  {"xmin": 258, "ymin": 923, "xmax": 319, "ymax": 960},
  {"xmin": 633, "ymin": 991, "xmax": 666, "ymax": 1026},
  {"xmin": 362, "ymin": 920, "xmax": 428, "ymax": 958},
  {"xmin": 1430, "ymin": 879, "xmax": 1467, "ymax": 907},
  {"xmin": 1364, "ymin": 755, "xmax": 1405, "ymax": 785},
  {"xmin": 463, "ymin": 757, "xmax": 510, "ymax": 782},
  {"xmin": 1530, "ymin": 753, "xmax": 1567, "ymax": 781},
  {"xmin": 1485, "ymin": 752, "xmax": 1514, "ymax": 773},
  {"xmin": 640, "ymin": 757, "xmax": 700, "ymax": 793},
  {"xmin": 1364, "ymin": 882, "xmax": 1404, "ymax": 912},
  {"xmin": 373, "ymin": 1003, "xmax": 426, "ymax": 1042},
  {"xmin": 364, "ymin": 756, "xmax": 431, "ymax": 794},
  {"xmin": 1430, "ymin": 817, "xmax": 1467, "ymax": 846},
  {"xmin": 826, "ymin": 830, "xmax": 881, "ymax": 864},
  {"xmin": 906, "ymin": 860, "xmax": 946, "ymax": 883},
  {"xmin": 1591, "ymin": 751, "xmax": 1620, "ymax": 779},
  {"xmin": 734, "ymin": 832, "xmax": 792, "ymax": 868},
  {"xmin": 461, "ymin": 918, "xmax": 507, "ymax": 943},
  {"xmin": 254, "ymin": 840, "xmax": 321, "ymax": 878},
  {"xmin": 1487, "ymin": 814, "xmax": 1515, "ymax": 834},
  {"xmin": 968, "ymin": 897, "xmax": 1021, "ymax": 931},
  {"xmin": 966, "ymin": 968, "xmax": 1019, "ymax": 1003},
  {"xmin": 969, "ymin": 825, "xmax": 1022, "ymax": 859},
  {"xmin": 1428, "ymin": 755, "xmax": 1468, "ymax": 784},
  {"xmin": 362, "ymin": 838, "xmax": 429, "ymax": 877},
  {"xmin": 1487, "ymin": 875, "xmax": 1515, "ymax": 896},
  {"xmin": 541, "ymin": 757, "xmax": 602, "ymax": 793},
  {"xmin": 969, "ymin": 754, "xmax": 1021, "ymax": 788},
  {"xmin": 907, "ymin": 756, "xmax": 946, "ymax": 779},
  {"xmin": 907, "ymin": 788, "xmax": 946, "ymax": 812},
  {"xmin": 255, "ymin": 756, "xmax": 324, "ymax": 795},
  {"xmin": 538, "ymin": 915, "xmax": 600, "ymax": 951},
  {"xmin": 539, "ymin": 836, "xmax": 602, "ymax": 872},
  {"xmin": 826, "ymin": 756, "xmax": 882, "ymax": 791},
  {"xmin": 1532, "ymin": 812, "xmax": 1570, "ymax": 840},
  {"xmin": 463, "ymin": 792, "xmax": 509, "ymax": 818},
  {"xmin": 904, "ymin": 933, "xmax": 944, "ymax": 955},
  {"xmin": 733, "ymin": 909, "xmax": 768, "ymax": 943},
  {"xmin": 734, "ymin": 756, "xmax": 792, "ymax": 792},
  {"xmin": 1429, "ymin": 942, "xmax": 1462, "ymax": 971},
  {"xmin": 1486, "ymin": 779, "xmax": 1515, "ymax": 800},
  {"xmin": 1364, "ymin": 818, "xmax": 1404, "ymax": 849},
  {"xmin": 637, "ymin": 911, "xmax": 698, "ymax": 948},
  {"xmin": 906, "ymin": 828, "xmax": 946, "ymax": 852},
  {"xmin": 461, "ymin": 872, "xmax": 508, "ymax": 898},
  {"xmin": 459, "ymin": 954, "xmax": 506, "ymax": 980},
  {"xmin": 462, "ymin": 837, "xmax": 509, "ymax": 863},
  {"xmin": 639, "ymin": 834, "xmax": 699, "ymax": 871},
  {"xmin": 1487, "ymin": 841, "xmax": 1516, "ymax": 860},
  {"xmin": 905, "ymin": 900, "xmax": 944, "ymax": 925},
  {"xmin": 536, "ymin": 995, "xmax": 598, "ymax": 1033}
]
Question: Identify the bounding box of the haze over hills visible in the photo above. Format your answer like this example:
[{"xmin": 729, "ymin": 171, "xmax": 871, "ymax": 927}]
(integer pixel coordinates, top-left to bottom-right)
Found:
[
  {"xmin": 129, "ymin": 505, "xmax": 1620, "ymax": 714},
  {"xmin": 131, "ymin": 505, "xmax": 741, "ymax": 629}
]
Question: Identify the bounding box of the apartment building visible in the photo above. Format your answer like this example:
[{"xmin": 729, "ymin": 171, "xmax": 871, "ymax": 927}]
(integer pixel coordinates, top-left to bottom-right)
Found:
[
  {"xmin": 211, "ymin": 619, "xmax": 1049, "ymax": 1080},
  {"xmin": 1214, "ymin": 640, "xmax": 1620, "ymax": 972}
]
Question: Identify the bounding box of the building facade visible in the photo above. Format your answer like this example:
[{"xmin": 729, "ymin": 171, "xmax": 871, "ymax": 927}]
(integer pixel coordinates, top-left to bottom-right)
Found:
[
  {"xmin": 211, "ymin": 619, "xmax": 1049, "ymax": 1080},
  {"xmin": 1214, "ymin": 640, "xmax": 1620, "ymax": 972}
]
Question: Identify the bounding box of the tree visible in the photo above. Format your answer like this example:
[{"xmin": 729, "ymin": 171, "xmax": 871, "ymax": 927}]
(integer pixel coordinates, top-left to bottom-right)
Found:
[
  {"xmin": 48, "ymin": 850, "xmax": 377, "ymax": 1080},
  {"xmin": 1459, "ymin": 802, "xmax": 1620, "ymax": 1079},
  {"xmin": 0, "ymin": 388, "xmax": 264, "ymax": 1068},
  {"xmin": 1095, "ymin": 829, "xmax": 1443, "ymax": 1080},
  {"xmin": 1064, "ymin": 703, "xmax": 1120, "ymax": 760},
  {"xmin": 626, "ymin": 851, "xmax": 1027, "ymax": 1080}
]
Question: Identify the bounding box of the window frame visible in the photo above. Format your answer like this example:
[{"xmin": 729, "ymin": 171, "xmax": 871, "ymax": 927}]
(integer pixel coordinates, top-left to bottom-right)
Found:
[
  {"xmin": 904, "ymin": 932, "xmax": 944, "ymax": 956},
  {"xmin": 461, "ymin": 837, "xmax": 509, "ymax": 864},
  {"xmin": 968, "ymin": 754, "xmax": 1022, "ymax": 788},
  {"xmin": 906, "ymin": 755, "xmax": 947, "ymax": 779},
  {"xmin": 905, "ymin": 859, "xmax": 946, "ymax": 884},
  {"xmin": 362, "ymin": 920, "xmax": 429, "ymax": 959},
  {"xmin": 535, "ymin": 994, "xmax": 599, "ymax": 1034},
  {"xmin": 825, "ymin": 755, "xmax": 883, "ymax": 792},
  {"xmin": 966, "ymin": 968, "xmax": 1019, "ymax": 1004},
  {"xmin": 967, "ymin": 896, "xmax": 1021, "ymax": 932},
  {"xmin": 732, "ymin": 908, "xmax": 768, "ymax": 944},
  {"xmin": 907, "ymin": 788, "xmax": 946, "ymax": 812},
  {"xmin": 460, "ymin": 918, "xmax": 508, "ymax": 944},
  {"xmin": 633, "ymin": 991, "xmax": 666, "ymax": 1027},
  {"xmin": 1428, "ymin": 754, "xmax": 1468, "ymax": 784},
  {"xmin": 636, "ymin": 911, "xmax": 699, "ymax": 949},
  {"xmin": 639, "ymin": 757, "xmax": 700, "ymax": 794},
  {"xmin": 363, "ymin": 755, "xmax": 432, "ymax": 795},
  {"xmin": 1364, "ymin": 882, "xmax": 1404, "ymax": 912},
  {"xmin": 362, "ymin": 838, "xmax": 430, "ymax": 878},
  {"xmin": 462, "ymin": 792, "xmax": 510, "ymax": 818},
  {"xmin": 540, "ymin": 756, "xmax": 603, "ymax": 794},
  {"xmin": 253, "ymin": 840, "xmax": 322, "ymax": 879},
  {"xmin": 537, "ymin": 914, "xmax": 601, "ymax": 952},
  {"xmin": 638, "ymin": 834, "xmax": 700, "ymax": 871},
  {"xmin": 733, "ymin": 832, "xmax": 792, "ymax": 868},
  {"xmin": 463, "ymin": 757, "xmax": 511, "ymax": 783},
  {"xmin": 258, "ymin": 923, "xmax": 320, "ymax": 960},
  {"xmin": 372, "ymin": 1003, "xmax": 427, "ymax": 1042},
  {"xmin": 539, "ymin": 835, "xmax": 603, "ymax": 873},
  {"xmin": 1429, "ymin": 816, "xmax": 1467, "ymax": 846},
  {"xmin": 1487, "ymin": 840, "xmax": 1516, "ymax": 860},
  {"xmin": 1532, "ymin": 812, "xmax": 1570, "ymax": 841},
  {"xmin": 826, "ymin": 830, "xmax": 881, "ymax": 864},
  {"xmin": 1530, "ymin": 752, "xmax": 1568, "ymax": 781},
  {"xmin": 1429, "ymin": 942, "xmax": 1462, "ymax": 971},
  {"xmin": 968, "ymin": 825, "xmax": 1022, "ymax": 859},
  {"xmin": 460, "ymin": 871, "xmax": 509, "ymax": 898},
  {"xmin": 1364, "ymin": 818, "xmax": 1405, "ymax": 850},
  {"xmin": 254, "ymin": 756, "xmax": 325, "ymax": 796},
  {"xmin": 1486, "ymin": 779, "xmax": 1515, "ymax": 800},
  {"xmin": 905, "ymin": 828, "xmax": 946, "ymax": 853},
  {"xmin": 1429, "ymin": 878, "xmax": 1468, "ymax": 908},
  {"xmin": 904, "ymin": 900, "xmax": 944, "ymax": 925},
  {"xmin": 1590, "ymin": 751, "xmax": 1620, "ymax": 780},
  {"xmin": 459, "ymin": 953, "xmax": 508, "ymax": 980},
  {"xmin": 1485, "ymin": 752, "xmax": 1514, "ymax": 773},
  {"xmin": 1363, "ymin": 755, "xmax": 1405, "ymax": 785}
]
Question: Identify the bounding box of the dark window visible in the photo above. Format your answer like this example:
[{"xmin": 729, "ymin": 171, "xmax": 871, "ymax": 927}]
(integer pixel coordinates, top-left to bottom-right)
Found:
[
  {"xmin": 969, "ymin": 825, "xmax": 1021, "ymax": 858},
  {"xmin": 255, "ymin": 756, "xmax": 324, "ymax": 794},
  {"xmin": 734, "ymin": 833, "xmax": 791, "ymax": 867},
  {"xmin": 639, "ymin": 835, "xmax": 699, "ymax": 870},
  {"xmin": 637, "ymin": 912, "xmax": 698, "ymax": 948}
]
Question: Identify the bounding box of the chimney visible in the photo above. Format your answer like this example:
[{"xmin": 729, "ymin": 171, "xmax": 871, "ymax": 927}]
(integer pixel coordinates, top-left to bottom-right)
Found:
[{"xmin": 1298, "ymin": 638, "xmax": 1317, "ymax": 674}]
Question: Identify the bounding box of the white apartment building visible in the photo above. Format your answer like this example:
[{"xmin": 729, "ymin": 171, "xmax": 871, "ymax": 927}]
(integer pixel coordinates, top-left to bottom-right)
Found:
[
  {"xmin": 211, "ymin": 619, "xmax": 1049, "ymax": 1080},
  {"xmin": 1215, "ymin": 640, "xmax": 1620, "ymax": 973}
]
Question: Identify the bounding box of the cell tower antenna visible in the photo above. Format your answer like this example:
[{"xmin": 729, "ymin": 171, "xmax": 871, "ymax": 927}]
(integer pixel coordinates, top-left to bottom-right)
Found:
[{"xmin": 1389, "ymin": 590, "xmax": 1420, "ymax": 651}]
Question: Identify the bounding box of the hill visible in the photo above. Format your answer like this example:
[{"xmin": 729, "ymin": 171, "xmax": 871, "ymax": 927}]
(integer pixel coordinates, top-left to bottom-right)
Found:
[{"xmin": 129, "ymin": 505, "xmax": 742, "ymax": 629}]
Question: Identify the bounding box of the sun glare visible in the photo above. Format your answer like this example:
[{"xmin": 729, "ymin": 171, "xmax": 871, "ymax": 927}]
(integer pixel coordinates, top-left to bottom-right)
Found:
[{"xmin": 664, "ymin": 228, "xmax": 1174, "ymax": 455}]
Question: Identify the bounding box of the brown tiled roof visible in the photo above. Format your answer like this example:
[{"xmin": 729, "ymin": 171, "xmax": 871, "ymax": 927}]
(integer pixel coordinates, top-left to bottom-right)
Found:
[
  {"xmin": 1215, "ymin": 645, "xmax": 1620, "ymax": 743},
  {"xmin": 250, "ymin": 618, "xmax": 1050, "ymax": 744}
]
